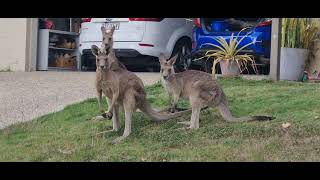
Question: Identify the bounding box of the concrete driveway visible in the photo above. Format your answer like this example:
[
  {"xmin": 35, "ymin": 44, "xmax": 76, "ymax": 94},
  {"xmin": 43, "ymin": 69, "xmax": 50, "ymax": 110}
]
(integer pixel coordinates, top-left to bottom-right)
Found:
[{"xmin": 0, "ymin": 72, "xmax": 160, "ymax": 129}]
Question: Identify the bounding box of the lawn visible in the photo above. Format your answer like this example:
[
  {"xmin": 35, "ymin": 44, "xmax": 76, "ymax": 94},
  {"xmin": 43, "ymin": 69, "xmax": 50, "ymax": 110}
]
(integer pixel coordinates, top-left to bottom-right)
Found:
[{"xmin": 1, "ymin": 78, "xmax": 320, "ymax": 161}]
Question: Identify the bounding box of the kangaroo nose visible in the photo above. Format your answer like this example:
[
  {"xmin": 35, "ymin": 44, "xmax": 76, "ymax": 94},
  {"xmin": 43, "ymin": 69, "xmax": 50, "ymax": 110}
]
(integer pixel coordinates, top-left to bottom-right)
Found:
[
  {"xmin": 100, "ymin": 65, "xmax": 106, "ymax": 69},
  {"xmin": 163, "ymin": 75, "xmax": 168, "ymax": 80}
]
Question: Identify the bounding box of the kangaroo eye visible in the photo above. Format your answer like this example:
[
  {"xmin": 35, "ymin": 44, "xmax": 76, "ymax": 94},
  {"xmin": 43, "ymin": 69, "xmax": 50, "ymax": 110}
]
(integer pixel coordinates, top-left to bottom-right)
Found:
[
  {"xmin": 109, "ymin": 38, "xmax": 111, "ymax": 41},
  {"xmin": 168, "ymin": 69, "xmax": 171, "ymax": 73}
]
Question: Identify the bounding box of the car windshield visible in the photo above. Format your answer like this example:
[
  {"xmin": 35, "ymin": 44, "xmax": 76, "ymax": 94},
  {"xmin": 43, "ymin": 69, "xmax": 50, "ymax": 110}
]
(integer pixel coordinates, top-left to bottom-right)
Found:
[{"xmin": 202, "ymin": 18, "xmax": 263, "ymax": 32}]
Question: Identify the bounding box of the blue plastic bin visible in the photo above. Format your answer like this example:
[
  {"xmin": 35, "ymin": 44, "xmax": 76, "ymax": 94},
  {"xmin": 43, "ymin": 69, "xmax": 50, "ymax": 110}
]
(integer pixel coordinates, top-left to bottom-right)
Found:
[{"xmin": 211, "ymin": 21, "xmax": 229, "ymax": 32}]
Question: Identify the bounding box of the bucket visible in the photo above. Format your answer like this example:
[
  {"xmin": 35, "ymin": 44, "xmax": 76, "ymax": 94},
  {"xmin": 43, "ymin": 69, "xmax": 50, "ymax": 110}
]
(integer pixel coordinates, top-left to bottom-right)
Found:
[
  {"xmin": 211, "ymin": 21, "xmax": 229, "ymax": 32},
  {"xmin": 280, "ymin": 47, "xmax": 309, "ymax": 81}
]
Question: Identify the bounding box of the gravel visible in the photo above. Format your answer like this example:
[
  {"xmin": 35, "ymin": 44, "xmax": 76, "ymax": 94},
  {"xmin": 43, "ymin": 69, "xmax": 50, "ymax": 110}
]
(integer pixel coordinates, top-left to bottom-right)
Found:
[{"xmin": 0, "ymin": 71, "xmax": 160, "ymax": 129}]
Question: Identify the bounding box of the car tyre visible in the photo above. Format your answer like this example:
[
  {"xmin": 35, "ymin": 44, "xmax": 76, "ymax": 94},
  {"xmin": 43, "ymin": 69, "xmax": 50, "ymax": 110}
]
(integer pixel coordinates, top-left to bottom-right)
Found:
[{"xmin": 171, "ymin": 39, "xmax": 192, "ymax": 73}]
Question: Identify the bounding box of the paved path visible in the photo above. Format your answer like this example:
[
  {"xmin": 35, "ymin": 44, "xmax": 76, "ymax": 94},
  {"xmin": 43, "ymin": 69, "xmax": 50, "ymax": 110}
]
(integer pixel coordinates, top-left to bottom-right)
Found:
[{"xmin": 0, "ymin": 72, "xmax": 160, "ymax": 129}]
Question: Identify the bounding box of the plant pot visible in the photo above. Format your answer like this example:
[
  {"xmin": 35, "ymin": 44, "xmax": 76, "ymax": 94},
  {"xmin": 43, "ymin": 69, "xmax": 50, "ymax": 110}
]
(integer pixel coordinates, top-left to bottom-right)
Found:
[
  {"xmin": 280, "ymin": 47, "xmax": 309, "ymax": 81},
  {"xmin": 219, "ymin": 60, "xmax": 240, "ymax": 77}
]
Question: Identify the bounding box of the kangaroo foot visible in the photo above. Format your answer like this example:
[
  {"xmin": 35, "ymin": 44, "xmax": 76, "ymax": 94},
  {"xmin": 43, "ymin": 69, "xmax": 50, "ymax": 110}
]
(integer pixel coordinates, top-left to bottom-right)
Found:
[
  {"xmin": 91, "ymin": 115, "xmax": 106, "ymax": 121},
  {"xmin": 112, "ymin": 136, "xmax": 128, "ymax": 144},
  {"xmin": 177, "ymin": 125, "xmax": 199, "ymax": 131},
  {"xmin": 177, "ymin": 126, "xmax": 191, "ymax": 131},
  {"xmin": 96, "ymin": 128, "xmax": 119, "ymax": 137},
  {"xmin": 177, "ymin": 121, "xmax": 191, "ymax": 125}
]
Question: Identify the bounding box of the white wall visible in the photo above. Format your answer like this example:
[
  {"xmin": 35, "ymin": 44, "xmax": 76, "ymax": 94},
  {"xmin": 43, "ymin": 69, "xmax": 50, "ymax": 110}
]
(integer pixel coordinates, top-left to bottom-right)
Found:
[{"xmin": 0, "ymin": 18, "xmax": 28, "ymax": 71}]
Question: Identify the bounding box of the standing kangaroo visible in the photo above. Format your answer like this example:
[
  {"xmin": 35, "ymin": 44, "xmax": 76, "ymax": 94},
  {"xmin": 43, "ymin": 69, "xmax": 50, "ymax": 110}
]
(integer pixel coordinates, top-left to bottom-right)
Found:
[
  {"xmin": 95, "ymin": 26, "xmax": 125, "ymax": 119},
  {"xmin": 100, "ymin": 26, "xmax": 127, "ymax": 70},
  {"xmin": 91, "ymin": 46, "xmax": 191, "ymax": 143},
  {"xmin": 158, "ymin": 53, "xmax": 274, "ymax": 129}
]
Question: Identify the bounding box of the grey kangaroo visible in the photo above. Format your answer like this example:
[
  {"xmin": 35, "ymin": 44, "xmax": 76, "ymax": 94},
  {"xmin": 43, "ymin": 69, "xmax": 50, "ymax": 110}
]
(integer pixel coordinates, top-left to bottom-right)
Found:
[
  {"xmin": 100, "ymin": 26, "xmax": 127, "ymax": 70},
  {"xmin": 92, "ymin": 46, "xmax": 191, "ymax": 143},
  {"xmin": 158, "ymin": 53, "xmax": 274, "ymax": 130}
]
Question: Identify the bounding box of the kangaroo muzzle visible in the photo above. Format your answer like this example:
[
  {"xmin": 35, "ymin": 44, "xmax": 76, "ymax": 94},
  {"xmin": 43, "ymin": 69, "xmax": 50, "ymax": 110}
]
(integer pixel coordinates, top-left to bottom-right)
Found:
[{"xmin": 100, "ymin": 65, "xmax": 107, "ymax": 70}]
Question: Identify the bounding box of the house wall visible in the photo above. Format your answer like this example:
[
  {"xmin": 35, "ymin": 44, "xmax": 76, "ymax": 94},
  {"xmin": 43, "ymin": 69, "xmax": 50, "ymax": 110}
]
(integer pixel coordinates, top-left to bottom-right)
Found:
[{"xmin": 0, "ymin": 18, "xmax": 28, "ymax": 71}]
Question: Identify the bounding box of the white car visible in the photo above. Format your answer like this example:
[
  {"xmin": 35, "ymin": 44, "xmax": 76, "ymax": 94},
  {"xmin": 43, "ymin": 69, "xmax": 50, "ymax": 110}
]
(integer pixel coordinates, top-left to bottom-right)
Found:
[{"xmin": 79, "ymin": 18, "xmax": 194, "ymax": 71}]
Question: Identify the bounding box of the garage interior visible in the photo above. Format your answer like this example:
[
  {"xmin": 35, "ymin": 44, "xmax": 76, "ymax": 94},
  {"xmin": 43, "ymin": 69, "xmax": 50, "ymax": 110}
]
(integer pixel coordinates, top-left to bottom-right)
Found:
[{"xmin": 36, "ymin": 18, "xmax": 82, "ymax": 71}]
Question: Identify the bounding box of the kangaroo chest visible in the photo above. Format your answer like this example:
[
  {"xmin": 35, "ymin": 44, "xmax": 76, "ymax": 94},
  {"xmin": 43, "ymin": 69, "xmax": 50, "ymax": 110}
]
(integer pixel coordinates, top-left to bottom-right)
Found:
[
  {"xmin": 162, "ymin": 78, "xmax": 189, "ymax": 99},
  {"xmin": 97, "ymin": 80, "xmax": 111, "ymax": 97},
  {"xmin": 97, "ymin": 71, "xmax": 116, "ymax": 97}
]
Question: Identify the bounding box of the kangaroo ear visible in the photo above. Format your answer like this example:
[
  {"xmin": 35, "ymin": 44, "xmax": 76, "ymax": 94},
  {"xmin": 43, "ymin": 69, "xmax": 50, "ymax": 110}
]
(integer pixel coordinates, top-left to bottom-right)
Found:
[
  {"xmin": 159, "ymin": 53, "xmax": 167, "ymax": 64},
  {"xmin": 101, "ymin": 26, "xmax": 106, "ymax": 34},
  {"xmin": 109, "ymin": 26, "xmax": 116, "ymax": 34},
  {"xmin": 91, "ymin": 45, "xmax": 100, "ymax": 57},
  {"xmin": 168, "ymin": 54, "xmax": 179, "ymax": 65}
]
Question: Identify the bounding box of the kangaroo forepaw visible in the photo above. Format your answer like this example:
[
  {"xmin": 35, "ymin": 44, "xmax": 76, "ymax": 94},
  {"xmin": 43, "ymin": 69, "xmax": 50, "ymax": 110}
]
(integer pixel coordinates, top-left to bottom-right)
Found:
[
  {"xmin": 169, "ymin": 107, "xmax": 177, "ymax": 113},
  {"xmin": 102, "ymin": 111, "xmax": 113, "ymax": 120},
  {"xmin": 106, "ymin": 111, "xmax": 113, "ymax": 119}
]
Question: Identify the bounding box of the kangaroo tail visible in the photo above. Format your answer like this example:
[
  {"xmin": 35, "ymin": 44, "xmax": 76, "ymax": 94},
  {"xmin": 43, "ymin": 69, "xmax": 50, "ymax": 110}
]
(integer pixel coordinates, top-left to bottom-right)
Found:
[
  {"xmin": 218, "ymin": 92, "xmax": 274, "ymax": 122},
  {"xmin": 139, "ymin": 100, "xmax": 192, "ymax": 122}
]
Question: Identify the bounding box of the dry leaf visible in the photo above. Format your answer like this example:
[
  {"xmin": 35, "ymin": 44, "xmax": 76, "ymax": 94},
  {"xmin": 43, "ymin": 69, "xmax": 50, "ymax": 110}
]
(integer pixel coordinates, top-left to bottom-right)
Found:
[
  {"xmin": 58, "ymin": 148, "xmax": 74, "ymax": 155},
  {"xmin": 282, "ymin": 122, "xmax": 291, "ymax": 129}
]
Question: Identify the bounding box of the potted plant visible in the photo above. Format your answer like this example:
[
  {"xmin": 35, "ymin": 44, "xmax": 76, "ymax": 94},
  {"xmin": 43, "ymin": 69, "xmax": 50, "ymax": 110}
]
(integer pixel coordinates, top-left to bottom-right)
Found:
[
  {"xmin": 280, "ymin": 18, "xmax": 318, "ymax": 81},
  {"xmin": 196, "ymin": 29, "xmax": 258, "ymax": 78}
]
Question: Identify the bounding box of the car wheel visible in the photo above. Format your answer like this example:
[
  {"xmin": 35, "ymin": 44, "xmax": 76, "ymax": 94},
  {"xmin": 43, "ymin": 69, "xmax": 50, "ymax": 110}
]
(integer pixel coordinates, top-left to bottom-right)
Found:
[
  {"xmin": 202, "ymin": 60, "xmax": 213, "ymax": 74},
  {"xmin": 171, "ymin": 40, "xmax": 192, "ymax": 72},
  {"xmin": 201, "ymin": 60, "xmax": 221, "ymax": 74}
]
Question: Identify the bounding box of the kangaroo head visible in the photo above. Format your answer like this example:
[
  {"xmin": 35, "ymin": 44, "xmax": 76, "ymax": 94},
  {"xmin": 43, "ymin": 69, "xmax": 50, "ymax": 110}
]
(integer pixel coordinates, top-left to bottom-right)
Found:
[
  {"xmin": 91, "ymin": 45, "xmax": 110, "ymax": 71},
  {"xmin": 101, "ymin": 26, "xmax": 115, "ymax": 49},
  {"xmin": 159, "ymin": 53, "xmax": 178, "ymax": 80}
]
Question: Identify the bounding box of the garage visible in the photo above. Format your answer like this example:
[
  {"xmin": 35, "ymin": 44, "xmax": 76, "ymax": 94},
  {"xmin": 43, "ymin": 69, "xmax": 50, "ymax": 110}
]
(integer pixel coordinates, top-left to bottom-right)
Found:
[
  {"xmin": 36, "ymin": 18, "xmax": 81, "ymax": 71},
  {"xmin": 0, "ymin": 18, "xmax": 294, "ymax": 80},
  {"xmin": 0, "ymin": 18, "xmax": 82, "ymax": 72}
]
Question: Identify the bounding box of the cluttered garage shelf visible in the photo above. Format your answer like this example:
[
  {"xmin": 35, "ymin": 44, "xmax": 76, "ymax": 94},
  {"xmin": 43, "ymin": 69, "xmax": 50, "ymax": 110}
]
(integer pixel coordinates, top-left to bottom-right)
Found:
[{"xmin": 37, "ymin": 18, "xmax": 81, "ymax": 71}]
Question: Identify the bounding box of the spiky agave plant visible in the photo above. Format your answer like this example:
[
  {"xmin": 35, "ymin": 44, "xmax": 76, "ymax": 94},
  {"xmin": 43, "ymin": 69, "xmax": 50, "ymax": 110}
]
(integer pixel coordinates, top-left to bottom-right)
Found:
[{"xmin": 196, "ymin": 28, "xmax": 258, "ymax": 77}]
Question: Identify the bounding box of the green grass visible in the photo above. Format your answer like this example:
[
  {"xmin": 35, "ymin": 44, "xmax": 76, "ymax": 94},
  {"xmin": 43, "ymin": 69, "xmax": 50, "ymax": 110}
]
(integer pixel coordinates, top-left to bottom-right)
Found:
[{"xmin": 1, "ymin": 78, "xmax": 320, "ymax": 161}]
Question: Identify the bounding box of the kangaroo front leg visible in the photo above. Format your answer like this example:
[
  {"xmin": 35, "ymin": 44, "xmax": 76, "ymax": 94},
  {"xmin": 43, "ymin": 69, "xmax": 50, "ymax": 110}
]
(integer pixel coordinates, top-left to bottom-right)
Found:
[
  {"xmin": 169, "ymin": 94, "xmax": 179, "ymax": 113},
  {"xmin": 189, "ymin": 106, "xmax": 201, "ymax": 129},
  {"xmin": 102, "ymin": 96, "xmax": 112, "ymax": 119},
  {"xmin": 105, "ymin": 90, "xmax": 119, "ymax": 120},
  {"xmin": 112, "ymin": 104, "xmax": 121, "ymax": 131},
  {"xmin": 97, "ymin": 90, "xmax": 103, "ymax": 113}
]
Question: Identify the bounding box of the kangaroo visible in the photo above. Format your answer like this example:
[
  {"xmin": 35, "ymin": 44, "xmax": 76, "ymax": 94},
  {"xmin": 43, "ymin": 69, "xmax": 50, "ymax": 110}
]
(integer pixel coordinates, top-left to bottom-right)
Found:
[
  {"xmin": 158, "ymin": 53, "xmax": 274, "ymax": 129},
  {"xmin": 100, "ymin": 26, "xmax": 127, "ymax": 70},
  {"xmin": 91, "ymin": 46, "xmax": 192, "ymax": 143},
  {"xmin": 94, "ymin": 25, "xmax": 128, "ymax": 119}
]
